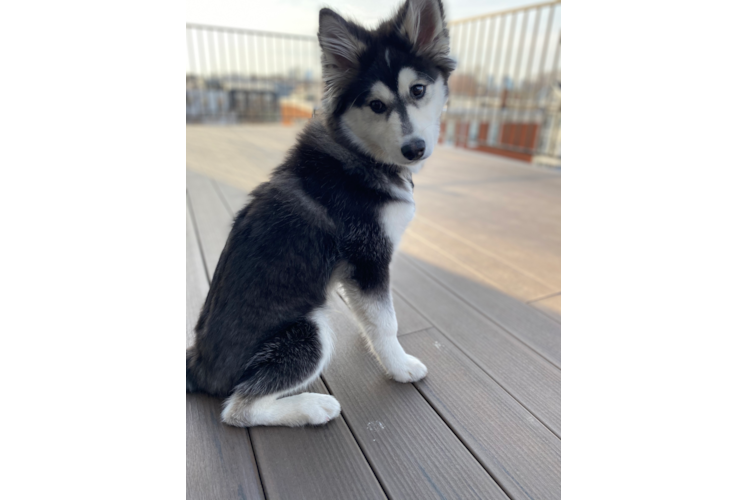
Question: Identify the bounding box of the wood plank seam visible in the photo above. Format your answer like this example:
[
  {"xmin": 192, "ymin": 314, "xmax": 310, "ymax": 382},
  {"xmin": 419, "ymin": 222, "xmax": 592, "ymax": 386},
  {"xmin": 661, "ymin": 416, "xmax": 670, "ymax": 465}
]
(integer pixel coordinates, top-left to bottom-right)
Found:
[
  {"xmin": 401, "ymin": 329, "xmax": 561, "ymax": 500},
  {"xmin": 186, "ymin": 189, "xmax": 212, "ymax": 285},
  {"xmin": 526, "ymin": 291, "xmax": 561, "ymax": 304},
  {"xmin": 413, "ymin": 372, "xmax": 536, "ymax": 498},
  {"xmin": 530, "ymin": 306, "xmax": 561, "ymax": 325},
  {"xmin": 244, "ymin": 429, "xmax": 268, "ymax": 500},
  {"xmin": 400, "ymin": 254, "xmax": 561, "ymax": 370},
  {"xmin": 414, "ymin": 215, "xmax": 556, "ymax": 290},
  {"xmin": 211, "ymin": 178, "xmax": 236, "ymax": 219},
  {"xmin": 405, "ymin": 228, "xmax": 546, "ymax": 299},
  {"xmin": 403, "ymin": 354, "xmax": 525, "ymax": 500},
  {"xmin": 408, "ymin": 231, "xmax": 520, "ymax": 298},
  {"xmin": 402, "ymin": 239, "xmax": 561, "ymax": 368},
  {"xmin": 332, "ymin": 290, "xmax": 510, "ymax": 497},
  {"xmin": 322, "ymin": 293, "xmax": 507, "ymax": 497},
  {"xmin": 395, "ymin": 326, "xmax": 434, "ymax": 338},
  {"xmin": 390, "ymin": 282, "xmax": 561, "ymax": 439},
  {"xmin": 526, "ymin": 292, "xmax": 561, "ymax": 324},
  {"xmin": 408, "ymin": 377, "xmax": 515, "ymax": 500},
  {"xmin": 317, "ymin": 376, "xmax": 393, "ymax": 500},
  {"xmin": 391, "ymin": 289, "xmax": 433, "ymax": 335}
]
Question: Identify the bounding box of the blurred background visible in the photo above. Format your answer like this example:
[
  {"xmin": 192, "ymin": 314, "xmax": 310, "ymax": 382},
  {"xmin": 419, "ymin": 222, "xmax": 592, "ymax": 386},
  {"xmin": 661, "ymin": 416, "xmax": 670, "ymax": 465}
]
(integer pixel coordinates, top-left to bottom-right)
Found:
[{"xmin": 186, "ymin": 0, "xmax": 561, "ymax": 167}]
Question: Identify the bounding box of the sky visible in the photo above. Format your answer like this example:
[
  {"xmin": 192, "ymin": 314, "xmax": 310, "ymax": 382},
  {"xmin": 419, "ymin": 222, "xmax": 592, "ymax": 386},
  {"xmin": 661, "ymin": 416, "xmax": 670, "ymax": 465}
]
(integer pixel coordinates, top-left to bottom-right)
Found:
[
  {"xmin": 186, "ymin": 0, "xmax": 748, "ymax": 35},
  {"xmin": 186, "ymin": 0, "xmax": 543, "ymax": 35}
]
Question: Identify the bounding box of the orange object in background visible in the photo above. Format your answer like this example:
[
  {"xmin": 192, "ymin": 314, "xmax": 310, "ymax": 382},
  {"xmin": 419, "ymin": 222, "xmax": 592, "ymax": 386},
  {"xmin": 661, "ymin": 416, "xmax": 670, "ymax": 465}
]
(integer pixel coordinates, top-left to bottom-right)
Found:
[
  {"xmin": 500, "ymin": 123, "xmax": 539, "ymax": 150},
  {"xmin": 473, "ymin": 144, "xmax": 534, "ymax": 162},
  {"xmin": 478, "ymin": 122, "xmax": 489, "ymax": 143},
  {"xmin": 281, "ymin": 102, "xmax": 313, "ymax": 125}
]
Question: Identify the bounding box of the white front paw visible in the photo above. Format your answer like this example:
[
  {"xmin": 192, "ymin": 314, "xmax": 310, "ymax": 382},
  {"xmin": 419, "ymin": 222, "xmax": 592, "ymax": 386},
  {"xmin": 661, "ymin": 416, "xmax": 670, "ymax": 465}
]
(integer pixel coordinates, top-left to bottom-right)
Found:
[{"xmin": 388, "ymin": 354, "xmax": 428, "ymax": 383}]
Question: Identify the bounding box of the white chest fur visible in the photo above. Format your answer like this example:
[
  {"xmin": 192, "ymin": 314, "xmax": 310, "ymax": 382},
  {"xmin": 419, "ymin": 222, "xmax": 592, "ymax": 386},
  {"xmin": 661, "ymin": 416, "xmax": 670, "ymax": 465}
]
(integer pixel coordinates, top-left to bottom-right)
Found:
[{"xmin": 380, "ymin": 183, "xmax": 415, "ymax": 250}]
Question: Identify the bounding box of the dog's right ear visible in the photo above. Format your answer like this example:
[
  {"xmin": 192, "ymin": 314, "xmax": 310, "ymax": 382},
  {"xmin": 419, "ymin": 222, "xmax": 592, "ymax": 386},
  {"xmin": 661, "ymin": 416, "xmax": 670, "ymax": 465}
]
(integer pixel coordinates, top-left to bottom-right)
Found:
[{"xmin": 318, "ymin": 9, "xmax": 365, "ymax": 86}]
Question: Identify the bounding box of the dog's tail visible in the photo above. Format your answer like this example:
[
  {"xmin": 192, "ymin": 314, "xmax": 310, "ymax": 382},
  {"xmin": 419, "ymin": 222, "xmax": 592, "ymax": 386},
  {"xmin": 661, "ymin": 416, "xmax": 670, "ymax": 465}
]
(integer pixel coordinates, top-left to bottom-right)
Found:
[{"xmin": 186, "ymin": 348, "xmax": 200, "ymax": 393}]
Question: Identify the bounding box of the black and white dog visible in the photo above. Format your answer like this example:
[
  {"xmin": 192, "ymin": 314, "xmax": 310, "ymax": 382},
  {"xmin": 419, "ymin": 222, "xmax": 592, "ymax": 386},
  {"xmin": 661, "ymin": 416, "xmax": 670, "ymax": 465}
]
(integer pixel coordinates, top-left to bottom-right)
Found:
[{"xmin": 187, "ymin": 0, "xmax": 455, "ymax": 427}]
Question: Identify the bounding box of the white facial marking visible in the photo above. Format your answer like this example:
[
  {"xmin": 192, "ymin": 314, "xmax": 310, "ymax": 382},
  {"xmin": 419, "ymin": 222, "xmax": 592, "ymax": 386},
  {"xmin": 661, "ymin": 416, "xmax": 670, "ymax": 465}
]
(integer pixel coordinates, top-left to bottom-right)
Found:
[
  {"xmin": 369, "ymin": 81, "xmax": 395, "ymax": 103},
  {"xmin": 341, "ymin": 79, "xmax": 401, "ymax": 163},
  {"xmin": 340, "ymin": 68, "xmax": 447, "ymax": 168},
  {"xmin": 397, "ymin": 67, "xmax": 447, "ymax": 167},
  {"xmin": 397, "ymin": 67, "xmax": 420, "ymax": 99}
]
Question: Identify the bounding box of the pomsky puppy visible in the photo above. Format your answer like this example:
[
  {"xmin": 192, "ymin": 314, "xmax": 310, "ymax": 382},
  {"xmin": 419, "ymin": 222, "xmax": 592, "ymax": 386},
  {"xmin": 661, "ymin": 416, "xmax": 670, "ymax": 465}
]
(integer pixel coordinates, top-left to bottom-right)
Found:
[{"xmin": 187, "ymin": 0, "xmax": 455, "ymax": 427}]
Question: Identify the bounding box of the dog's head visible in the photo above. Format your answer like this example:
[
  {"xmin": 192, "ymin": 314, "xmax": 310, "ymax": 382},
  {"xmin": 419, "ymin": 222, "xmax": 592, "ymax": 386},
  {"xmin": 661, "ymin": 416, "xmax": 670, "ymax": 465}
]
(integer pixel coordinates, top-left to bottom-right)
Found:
[{"xmin": 318, "ymin": 0, "xmax": 456, "ymax": 171}]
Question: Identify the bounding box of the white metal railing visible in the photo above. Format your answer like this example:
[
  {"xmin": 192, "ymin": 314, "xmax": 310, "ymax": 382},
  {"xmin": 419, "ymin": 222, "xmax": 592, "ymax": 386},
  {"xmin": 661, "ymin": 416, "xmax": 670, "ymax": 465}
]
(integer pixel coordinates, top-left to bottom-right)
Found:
[
  {"xmin": 185, "ymin": 24, "xmax": 322, "ymax": 123},
  {"xmin": 445, "ymin": 1, "xmax": 561, "ymax": 163}
]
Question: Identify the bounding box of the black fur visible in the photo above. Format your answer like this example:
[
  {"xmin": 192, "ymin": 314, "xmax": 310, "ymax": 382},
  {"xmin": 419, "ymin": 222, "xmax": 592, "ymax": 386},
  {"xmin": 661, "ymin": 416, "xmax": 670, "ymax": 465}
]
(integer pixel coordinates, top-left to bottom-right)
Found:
[
  {"xmin": 187, "ymin": 0, "xmax": 452, "ymax": 400},
  {"xmin": 186, "ymin": 120, "xmax": 411, "ymax": 397}
]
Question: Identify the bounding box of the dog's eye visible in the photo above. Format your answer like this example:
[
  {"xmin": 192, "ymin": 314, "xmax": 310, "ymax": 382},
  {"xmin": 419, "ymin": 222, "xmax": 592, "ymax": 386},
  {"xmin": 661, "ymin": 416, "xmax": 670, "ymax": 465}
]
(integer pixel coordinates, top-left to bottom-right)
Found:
[
  {"xmin": 411, "ymin": 85, "xmax": 426, "ymax": 98},
  {"xmin": 370, "ymin": 100, "xmax": 386, "ymax": 114}
]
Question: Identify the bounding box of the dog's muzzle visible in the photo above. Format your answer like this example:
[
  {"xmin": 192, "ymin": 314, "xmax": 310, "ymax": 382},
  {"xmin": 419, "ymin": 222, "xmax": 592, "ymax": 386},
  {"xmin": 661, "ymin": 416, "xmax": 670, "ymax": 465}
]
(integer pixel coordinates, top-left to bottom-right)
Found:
[{"xmin": 401, "ymin": 139, "xmax": 426, "ymax": 161}]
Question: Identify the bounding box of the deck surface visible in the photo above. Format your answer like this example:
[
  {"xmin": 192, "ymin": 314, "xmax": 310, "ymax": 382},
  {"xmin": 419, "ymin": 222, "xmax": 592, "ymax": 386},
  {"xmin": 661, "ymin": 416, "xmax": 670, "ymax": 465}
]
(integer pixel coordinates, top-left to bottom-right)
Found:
[{"xmin": 186, "ymin": 124, "xmax": 561, "ymax": 500}]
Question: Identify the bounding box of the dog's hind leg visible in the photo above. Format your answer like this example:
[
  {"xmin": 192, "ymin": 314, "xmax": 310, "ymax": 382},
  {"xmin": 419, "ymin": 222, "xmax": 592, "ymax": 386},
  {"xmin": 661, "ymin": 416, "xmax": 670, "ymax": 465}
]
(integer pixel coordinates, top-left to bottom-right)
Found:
[
  {"xmin": 220, "ymin": 308, "xmax": 340, "ymax": 427},
  {"xmin": 222, "ymin": 391, "xmax": 341, "ymax": 427}
]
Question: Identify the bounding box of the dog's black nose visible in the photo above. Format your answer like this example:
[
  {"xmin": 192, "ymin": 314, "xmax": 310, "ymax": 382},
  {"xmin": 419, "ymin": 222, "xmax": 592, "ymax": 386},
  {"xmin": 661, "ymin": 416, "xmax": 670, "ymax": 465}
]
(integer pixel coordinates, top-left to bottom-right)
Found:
[{"xmin": 401, "ymin": 139, "xmax": 426, "ymax": 161}]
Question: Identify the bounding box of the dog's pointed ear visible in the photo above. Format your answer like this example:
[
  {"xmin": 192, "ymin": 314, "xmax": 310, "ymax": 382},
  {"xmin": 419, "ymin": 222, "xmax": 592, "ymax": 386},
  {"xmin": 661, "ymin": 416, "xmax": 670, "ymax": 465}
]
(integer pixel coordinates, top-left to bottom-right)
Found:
[
  {"xmin": 399, "ymin": 0, "xmax": 456, "ymax": 75},
  {"xmin": 400, "ymin": 0, "xmax": 444, "ymax": 49},
  {"xmin": 318, "ymin": 9, "xmax": 366, "ymax": 80}
]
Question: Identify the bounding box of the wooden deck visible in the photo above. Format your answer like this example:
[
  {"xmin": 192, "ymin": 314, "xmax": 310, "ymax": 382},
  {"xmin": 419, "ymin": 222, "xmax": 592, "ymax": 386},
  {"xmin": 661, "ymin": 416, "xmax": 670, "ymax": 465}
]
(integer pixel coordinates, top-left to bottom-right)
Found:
[{"xmin": 186, "ymin": 124, "xmax": 561, "ymax": 500}]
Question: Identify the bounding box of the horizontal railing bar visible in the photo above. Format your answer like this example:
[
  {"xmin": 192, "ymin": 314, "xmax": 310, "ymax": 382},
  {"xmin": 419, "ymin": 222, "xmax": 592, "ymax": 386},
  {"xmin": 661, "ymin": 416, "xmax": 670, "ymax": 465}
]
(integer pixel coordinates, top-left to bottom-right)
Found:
[
  {"xmin": 186, "ymin": 23, "xmax": 317, "ymax": 41},
  {"xmin": 449, "ymin": 0, "xmax": 560, "ymax": 26}
]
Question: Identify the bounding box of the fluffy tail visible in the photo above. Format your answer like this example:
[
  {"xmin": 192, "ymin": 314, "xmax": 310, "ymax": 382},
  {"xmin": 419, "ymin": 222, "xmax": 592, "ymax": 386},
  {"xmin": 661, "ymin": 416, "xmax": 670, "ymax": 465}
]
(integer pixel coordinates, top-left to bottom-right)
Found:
[{"xmin": 186, "ymin": 349, "xmax": 200, "ymax": 393}]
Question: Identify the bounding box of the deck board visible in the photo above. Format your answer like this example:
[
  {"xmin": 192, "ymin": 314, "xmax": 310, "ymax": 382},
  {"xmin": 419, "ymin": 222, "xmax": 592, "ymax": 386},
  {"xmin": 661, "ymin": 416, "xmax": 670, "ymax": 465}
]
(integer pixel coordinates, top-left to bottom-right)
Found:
[
  {"xmin": 249, "ymin": 379, "xmax": 387, "ymax": 500},
  {"xmin": 187, "ymin": 124, "xmax": 299, "ymax": 190},
  {"xmin": 187, "ymin": 199, "xmax": 265, "ymax": 500},
  {"xmin": 401, "ymin": 328, "xmax": 561, "ymax": 500},
  {"xmin": 391, "ymin": 253, "xmax": 561, "ymax": 436},
  {"xmin": 530, "ymin": 293, "xmax": 562, "ymax": 323},
  {"xmin": 412, "ymin": 147, "xmax": 560, "ymax": 291},
  {"xmin": 187, "ymin": 171, "xmax": 233, "ymax": 276},
  {"xmin": 214, "ymin": 180, "xmax": 251, "ymax": 214},
  {"xmin": 186, "ymin": 200, "xmax": 208, "ymax": 346},
  {"xmin": 398, "ymin": 249, "xmax": 561, "ymax": 367},
  {"xmin": 402, "ymin": 218, "xmax": 553, "ymax": 302},
  {"xmin": 326, "ymin": 294, "xmax": 510, "ymax": 500},
  {"xmin": 393, "ymin": 290, "xmax": 433, "ymax": 336}
]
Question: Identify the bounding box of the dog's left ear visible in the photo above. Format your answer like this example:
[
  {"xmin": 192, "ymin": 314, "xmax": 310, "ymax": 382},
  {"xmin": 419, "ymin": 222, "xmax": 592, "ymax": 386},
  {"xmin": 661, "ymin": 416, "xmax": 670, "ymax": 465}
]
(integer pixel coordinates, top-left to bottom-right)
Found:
[{"xmin": 399, "ymin": 0, "xmax": 456, "ymax": 75}]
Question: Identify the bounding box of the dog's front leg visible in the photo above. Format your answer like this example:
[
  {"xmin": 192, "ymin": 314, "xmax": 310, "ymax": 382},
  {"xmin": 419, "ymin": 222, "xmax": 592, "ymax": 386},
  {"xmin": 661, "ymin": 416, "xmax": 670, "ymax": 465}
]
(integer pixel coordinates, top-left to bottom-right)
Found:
[{"xmin": 341, "ymin": 282, "xmax": 427, "ymax": 382}]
